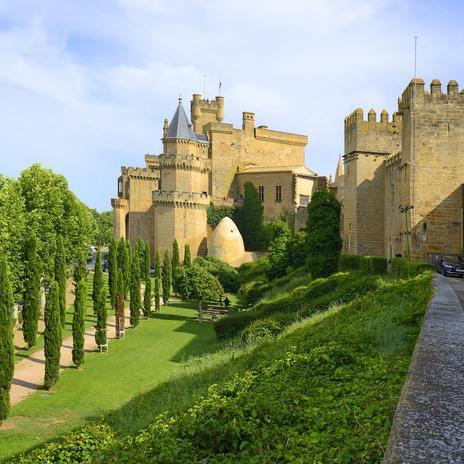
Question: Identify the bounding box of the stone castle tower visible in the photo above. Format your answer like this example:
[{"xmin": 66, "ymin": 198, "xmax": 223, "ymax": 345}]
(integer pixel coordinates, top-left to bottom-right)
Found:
[
  {"xmin": 342, "ymin": 78, "xmax": 464, "ymax": 260},
  {"xmin": 112, "ymin": 94, "xmax": 319, "ymax": 260}
]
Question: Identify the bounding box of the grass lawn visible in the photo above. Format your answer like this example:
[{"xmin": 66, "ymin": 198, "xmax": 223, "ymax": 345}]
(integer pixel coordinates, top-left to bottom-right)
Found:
[
  {"xmin": 1, "ymin": 301, "xmax": 217, "ymax": 461},
  {"xmin": 14, "ymin": 274, "xmax": 103, "ymax": 363}
]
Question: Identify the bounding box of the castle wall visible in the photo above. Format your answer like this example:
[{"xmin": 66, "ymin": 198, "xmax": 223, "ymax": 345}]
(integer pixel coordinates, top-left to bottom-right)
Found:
[
  {"xmin": 343, "ymin": 109, "xmax": 401, "ymax": 256},
  {"xmin": 399, "ymin": 79, "xmax": 464, "ymax": 259},
  {"xmin": 153, "ymin": 194, "xmax": 208, "ymax": 259},
  {"xmin": 206, "ymin": 114, "xmax": 307, "ymax": 202},
  {"xmin": 384, "ymin": 154, "xmax": 403, "ymax": 258}
]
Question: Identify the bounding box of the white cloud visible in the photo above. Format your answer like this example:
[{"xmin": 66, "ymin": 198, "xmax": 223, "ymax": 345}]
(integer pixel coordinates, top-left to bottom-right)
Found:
[{"xmin": 0, "ymin": 0, "xmax": 463, "ymax": 210}]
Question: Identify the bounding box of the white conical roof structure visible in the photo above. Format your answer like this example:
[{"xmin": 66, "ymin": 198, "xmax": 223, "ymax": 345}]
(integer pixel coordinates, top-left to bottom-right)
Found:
[{"xmin": 208, "ymin": 217, "xmax": 245, "ymax": 265}]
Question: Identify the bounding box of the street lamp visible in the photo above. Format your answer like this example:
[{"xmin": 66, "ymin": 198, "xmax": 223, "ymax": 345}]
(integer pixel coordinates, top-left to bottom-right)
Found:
[{"xmin": 399, "ymin": 204, "xmax": 414, "ymax": 259}]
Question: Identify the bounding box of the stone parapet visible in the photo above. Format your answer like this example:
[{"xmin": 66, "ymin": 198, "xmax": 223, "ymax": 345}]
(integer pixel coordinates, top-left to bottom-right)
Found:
[
  {"xmin": 111, "ymin": 198, "xmax": 128, "ymax": 209},
  {"xmin": 159, "ymin": 154, "xmax": 211, "ymax": 173},
  {"xmin": 153, "ymin": 191, "xmax": 210, "ymax": 209},
  {"xmin": 121, "ymin": 166, "xmax": 159, "ymax": 180}
]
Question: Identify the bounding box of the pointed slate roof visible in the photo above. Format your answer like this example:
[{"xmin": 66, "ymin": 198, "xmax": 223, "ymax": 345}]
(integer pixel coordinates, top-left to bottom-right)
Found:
[{"xmin": 166, "ymin": 98, "xmax": 197, "ymax": 141}]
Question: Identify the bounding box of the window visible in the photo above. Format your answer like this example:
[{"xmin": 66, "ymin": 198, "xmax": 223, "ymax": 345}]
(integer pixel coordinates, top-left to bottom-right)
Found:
[
  {"xmin": 275, "ymin": 185, "xmax": 282, "ymax": 202},
  {"xmin": 258, "ymin": 186, "xmax": 264, "ymax": 202},
  {"xmin": 118, "ymin": 179, "xmax": 123, "ymax": 197},
  {"xmin": 299, "ymin": 195, "xmax": 309, "ymax": 207}
]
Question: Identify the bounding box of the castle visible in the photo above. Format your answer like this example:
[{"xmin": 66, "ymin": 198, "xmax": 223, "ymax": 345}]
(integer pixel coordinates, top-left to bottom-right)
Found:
[
  {"xmin": 340, "ymin": 78, "xmax": 464, "ymax": 260},
  {"xmin": 112, "ymin": 95, "xmax": 320, "ymax": 259}
]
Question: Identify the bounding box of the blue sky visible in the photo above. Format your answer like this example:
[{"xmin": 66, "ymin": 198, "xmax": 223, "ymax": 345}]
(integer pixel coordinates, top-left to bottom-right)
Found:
[{"xmin": 1, "ymin": 0, "xmax": 463, "ymax": 211}]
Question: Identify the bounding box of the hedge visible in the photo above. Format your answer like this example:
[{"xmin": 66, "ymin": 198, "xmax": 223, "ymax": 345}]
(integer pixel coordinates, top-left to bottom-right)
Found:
[
  {"xmin": 391, "ymin": 257, "xmax": 434, "ymax": 278},
  {"xmin": 339, "ymin": 254, "xmax": 387, "ymax": 275}
]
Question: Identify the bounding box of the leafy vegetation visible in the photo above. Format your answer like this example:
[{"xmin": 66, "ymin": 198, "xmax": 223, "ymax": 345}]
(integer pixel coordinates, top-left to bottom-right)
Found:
[
  {"xmin": 306, "ymin": 189, "xmax": 342, "ymax": 278},
  {"xmin": 11, "ymin": 267, "xmax": 433, "ymax": 463},
  {"xmin": 174, "ymin": 264, "xmax": 224, "ymax": 301},
  {"xmin": 44, "ymin": 282, "xmax": 62, "ymax": 389},
  {"xmin": 392, "ymin": 257, "xmax": 435, "ymax": 278},
  {"xmin": 206, "ymin": 203, "xmax": 235, "ymax": 230},
  {"xmin": 195, "ymin": 256, "xmax": 241, "ymax": 293}
]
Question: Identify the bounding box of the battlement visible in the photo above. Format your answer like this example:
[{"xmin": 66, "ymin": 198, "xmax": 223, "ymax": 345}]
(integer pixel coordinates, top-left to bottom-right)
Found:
[
  {"xmin": 191, "ymin": 94, "xmax": 224, "ymax": 132},
  {"xmin": 158, "ymin": 153, "xmax": 211, "ymax": 173},
  {"xmin": 121, "ymin": 166, "xmax": 159, "ymax": 180},
  {"xmin": 344, "ymin": 108, "xmax": 402, "ymax": 157},
  {"xmin": 152, "ymin": 190, "xmax": 210, "ymax": 209},
  {"xmin": 111, "ymin": 198, "xmax": 128, "ymax": 209},
  {"xmin": 399, "ymin": 78, "xmax": 464, "ymax": 108}
]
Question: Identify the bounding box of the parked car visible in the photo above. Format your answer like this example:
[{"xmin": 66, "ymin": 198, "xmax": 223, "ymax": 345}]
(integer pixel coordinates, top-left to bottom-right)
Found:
[{"xmin": 436, "ymin": 255, "xmax": 464, "ymax": 277}]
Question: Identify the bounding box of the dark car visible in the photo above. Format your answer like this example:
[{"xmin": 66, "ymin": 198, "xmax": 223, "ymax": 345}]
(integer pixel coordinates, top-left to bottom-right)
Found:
[{"xmin": 436, "ymin": 255, "xmax": 464, "ymax": 277}]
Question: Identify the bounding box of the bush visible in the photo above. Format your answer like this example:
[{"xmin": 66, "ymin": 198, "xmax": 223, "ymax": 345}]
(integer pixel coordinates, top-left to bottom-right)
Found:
[
  {"xmin": 207, "ymin": 203, "xmax": 235, "ymax": 230},
  {"xmin": 240, "ymin": 280, "xmax": 271, "ymax": 305},
  {"xmin": 215, "ymin": 310, "xmax": 257, "ymax": 340},
  {"xmin": 237, "ymin": 257, "xmax": 269, "ymax": 283},
  {"xmin": 392, "ymin": 257, "xmax": 434, "ymax": 278},
  {"xmin": 174, "ymin": 264, "xmax": 224, "ymax": 302},
  {"xmin": 195, "ymin": 257, "xmax": 241, "ymax": 293},
  {"xmin": 14, "ymin": 424, "xmax": 115, "ymax": 464},
  {"xmin": 240, "ymin": 318, "xmax": 284, "ymax": 343},
  {"xmin": 338, "ymin": 254, "xmax": 363, "ymax": 271},
  {"xmin": 339, "ymin": 255, "xmax": 387, "ymax": 275}
]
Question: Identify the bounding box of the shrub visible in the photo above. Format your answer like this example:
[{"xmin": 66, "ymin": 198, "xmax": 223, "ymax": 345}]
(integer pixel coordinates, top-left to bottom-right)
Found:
[
  {"xmin": 174, "ymin": 264, "xmax": 224, "ymax": 302},
  {"xmin": 14, "ymin": 424, "xmax": 115, "ymax": 464},
  {"xmin": 306, "ymin": 190, "xmax": 342, "ymax": 278},
  {"xmin": 338, "ymin": 254, "xmax": 363, "ymax": 271},
  {"xmin": 266, "ymin": 220, "xmax": 291, "ymax": 280},
  {"xmin": 240, "ymin": 318, "xmax": 283, "ymax": 343},
  {"xmin": 207, "ymin": 203, "xmax": 235, "ymax": 230},
  {"xmin": 370, "ymin": 256, "xmax": 388, "ymax": 274},
  {"xmin": 215, "ymin": 310, "xmax": 257, "ymax": 340},
  {"xmin": 195, "ymin": 256, "xmax": 241, "ymax": 293},
  {"xmin": 392, "ymin": 257, "xmax": 434, "ymax": 278},
  {"xmin": 240, "ymin": 281, "xmax": 271, "ymax": 305},
  {"xmin": 237, "ymin": 257, "xmax": 268, "ymax": 283}
]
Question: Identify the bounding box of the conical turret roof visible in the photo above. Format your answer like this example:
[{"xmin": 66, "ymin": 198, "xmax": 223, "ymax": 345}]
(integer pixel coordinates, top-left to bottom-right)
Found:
[{"xmin": 166, "ymin": 98, "xmax": 197, "ymax": 141}]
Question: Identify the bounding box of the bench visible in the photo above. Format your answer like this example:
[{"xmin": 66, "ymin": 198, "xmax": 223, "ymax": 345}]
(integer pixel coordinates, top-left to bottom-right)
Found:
[{"xmin": 197, "ymin": 303, "xmax": 230, "ymax": 323}]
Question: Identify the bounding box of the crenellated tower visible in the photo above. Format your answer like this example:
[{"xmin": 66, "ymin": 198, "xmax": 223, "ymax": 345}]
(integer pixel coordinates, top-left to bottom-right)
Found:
[
  {"xmin": 343, "ymin": 108, "xmax": 401, "ymax": 255},
  {"xmin": 191, "ymin": 95, "xmax": 224, "ymax": 133}
]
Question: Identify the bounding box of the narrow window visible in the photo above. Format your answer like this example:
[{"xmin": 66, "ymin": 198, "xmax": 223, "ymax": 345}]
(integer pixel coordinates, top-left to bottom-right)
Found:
[
  {"xmin": 275, "ymin": 185, "xmax": 282, "ymax": 202},
  {"xmin": 258, "ymin": 186, "xmax": 264, "ymax": 202}
]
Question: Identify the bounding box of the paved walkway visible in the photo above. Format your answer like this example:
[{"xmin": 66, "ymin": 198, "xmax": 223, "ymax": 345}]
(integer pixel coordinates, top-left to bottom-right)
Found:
[
  {"xmin": 10, "ymin": 308, "xmax": 130, "ymax": 406},
  {"xmin": 384, "ymin": 274, "xmax": 464, "ymax": 463}
]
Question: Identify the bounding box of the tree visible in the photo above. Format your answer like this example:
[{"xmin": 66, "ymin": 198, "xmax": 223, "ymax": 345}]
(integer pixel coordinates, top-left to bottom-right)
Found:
[
  {"xmin": 174, "ymin": 265, "xmax": 224, "ymax": 302},
  {"xmin": 162, "ymin": 251, "xmax": 171, "ymax": 305},
  {"xmin": 266, "ymin": 220, "xmax": 292, "ymax": 280},
  {"xmin": 135, "ymin": 238, "xmax": 145, "ymax": 281},
  {"xmin": 73, "ymin": 251, "xmax": 88, "ymax": 285},
  {"xmin": 44, "ymin": 282, "xmax": 62, "ymax": 389},
  {"xmin": 143, "ymin": 277, "xmax": 152, "ymax": 317},
  {"xmin": 108, "ymin": 238, "xmax": 118, "ymax": 312},
  {"xmin": 124, "ymin": 240, "xmax": 131, "ymax": 298},
  {"xmin": 0, "ymin": 255, "xmax": 14, "ymax": 422},
  {"xmin": 72, "ymin": 280, "xmax": 86, "ymax": 368},
  {"xmin": 95, "ymin": 287, "xmax": 107, "ymax": 351},
  {"xmin": 143, "ymin": 242, "xmax": 151, "ymax": 282},
  {"xmin": 234, "ymin": 182, "xmax": 264, "ymax": 251},
  {"xmin": 154, "ymin": 250, "xmax": 161, "ymax": 311},
  {"xmin": 129, "ymin": 250, "xmax": 141, "ymax": 327},
  {"xmin": 22, "ymin": 232, "xmax": 42, "ymax": 349},
  {"xmin": 306, "ymin": 190, "xmax": 342, "ymax": 278},
  {"xmin": 115, "ymin": 269, "xmax": 125, "ymax": 338},
  {"xmin": 183, "ymin": 244, "xmax": 191, "ymax": 267},
  {"xmin": 93, "ymin": 250, "xmax": 103, "ymax": 315},
  {"xmin": 172, "ymin": 239, "xmax": 180, "ymax": 284},
  {"xmin": 90, "ymin": 210, "xmax": 113, "ymax": 246},
  {"xmin": 55, "ymin": 236, "xmax": 67, "ymax": 328},
  {"xmin": 117, "ymin": 239, "xmax": 130, "ymax": 299},
  {"xmin": 206, "ymin": 203, "xmax": 235, "ymax": 230}
]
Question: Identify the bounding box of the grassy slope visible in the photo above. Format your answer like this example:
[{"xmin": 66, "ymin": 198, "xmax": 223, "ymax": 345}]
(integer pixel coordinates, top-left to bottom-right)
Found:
[
  {"xmin": 9, "ymin": 271, "xmax": 433, "ymax": 463},
  {"xmin": 1, "ymin": 302, "xmax": 216, "ymax": 461}
]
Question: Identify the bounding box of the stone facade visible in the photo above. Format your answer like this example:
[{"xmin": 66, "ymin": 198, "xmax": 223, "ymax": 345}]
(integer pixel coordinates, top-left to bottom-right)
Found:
[
  {"xmin": 341, "ymin": 78, "xmax": 464, "ymax": 260},
  {"xmin": 112, "ymin": 95, "xmax": 319, "ymax": 259}
]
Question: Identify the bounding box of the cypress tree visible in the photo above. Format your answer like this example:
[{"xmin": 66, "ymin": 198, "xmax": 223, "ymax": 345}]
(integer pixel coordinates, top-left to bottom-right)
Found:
[
  {"xmin": 22, "ymin": 232, "xmax": 41, "ymax": 349},
  {"xmin": 162, "ymin": 251, "xmax": 171, "ymax": 306},
  {"xmin": 93, "ymin": 250, "xmax": 103, "ymax": 315},
  {"xmin": 0, "ymin": 256, "xmax": 14, "ymax": 422},
  {"xmin": 306, "ymin": 190, "xmax": 342, "ymax": 278},
  {"xmin": 95, "ymin": 287, "xmax": 107, "ymax": 350},
  {"xmin": 72, "ymin": 279, "xmax": 86, "ymax": 368},
  {"xmin": 116, "ymin": 269, "xmax": 125, "ymax": 338},
  {"xmin": 154, "ymin": 250, "xmax": 161, "ymax": 311},
  {"xmin": 73, "ymin": 251, "xmax": 87, "ymax": 285},
  {"xmin": 44, "ymin": 281, "xmax": 61, "ymax": 389},
  {"xmin": 117, "ymin": 239, "xmax": 130, "ymax": 299},
  {"xmin": 55, "ymin": 236, "xmax": 67, "ymax": 328},
  {"xmin": 129, "ymin": 250, "xmax": 141, "ymax": 327},
  {"xmin": 183, "ymin": 244, "xmax": 191, "ymax": 266},
  {"xmin": 234, "ymin": 182, "xmax": 264, "ymax": 250},
  {"xmin": 135, "ymin": 238, "xmax": 145, "ymax": 281},
  {"xmin": 108, "ymin": 238, "xmax": 118, "ymax": 312},
  {"xmin": 143, "ymin": 242, "xmax": 151, "ymax": 282},
  {"xmin": 172, "ymin": 239, "xmax": 180, "ymax": 275},
  {"xmin": 143, "ymin": 276, "xmax": 152, "ymax": 317},
  {"xmin": 124, "ymin": 240, "xmax": 131, "ymax": 299}
]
